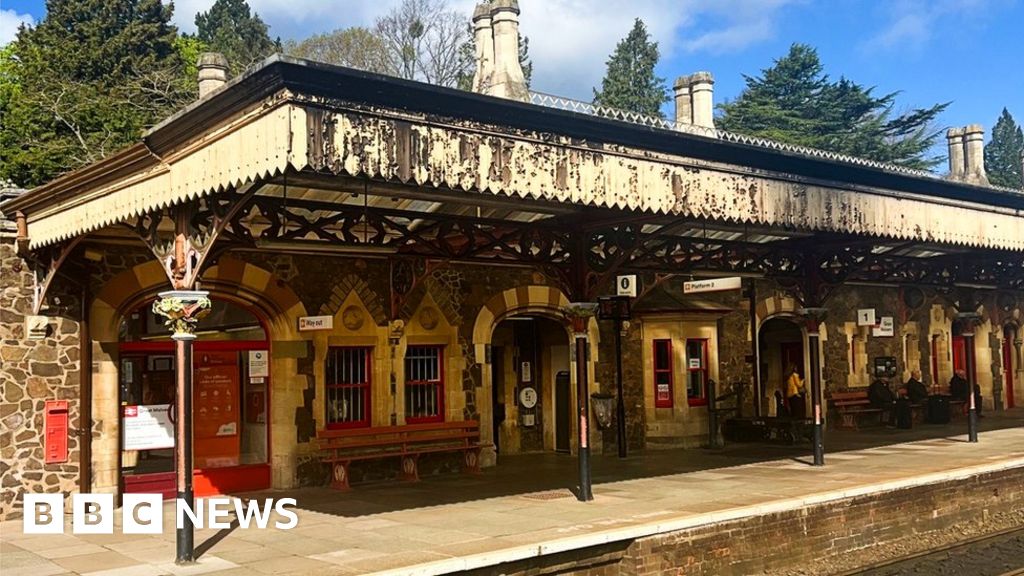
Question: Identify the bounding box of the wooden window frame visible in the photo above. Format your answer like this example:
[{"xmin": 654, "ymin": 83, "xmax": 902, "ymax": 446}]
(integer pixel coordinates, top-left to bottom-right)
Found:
[
  {"xmin": 652, "ymin": 339, "xmax": 674, "ymax": 408},
  {"xmin": 325, "ymin": 347, "xmax": 372, "ymax": 430},
  {"xmin": 686, "ymin": 338, "xmax": 710, "ymax": 407},
  {"xmin": 405, "ymin": 345, "xmax": 445, "ymax": 424}
]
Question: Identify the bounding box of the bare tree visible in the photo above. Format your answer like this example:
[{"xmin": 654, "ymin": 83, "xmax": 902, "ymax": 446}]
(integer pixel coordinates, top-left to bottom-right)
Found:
[
  {"xmin": 284, "ymin": 28, "xmax": 396, "ymax": 75},
  {"xmin": 375, "ymin": 0, "xmax": 470, "ymax": 87}
]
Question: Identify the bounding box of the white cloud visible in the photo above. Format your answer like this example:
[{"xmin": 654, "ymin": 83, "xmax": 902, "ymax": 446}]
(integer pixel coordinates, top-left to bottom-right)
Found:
[
  {"xmin": 864, "ymin": 0, "xmax": 1003, "ymax": 52},
  {"xmin": 0, "ymin": 9, "xmax": 35, "ymax": 45},
  {"xmin": 167, "ymin": 0, "xmax": 796, "ymax": 100}
]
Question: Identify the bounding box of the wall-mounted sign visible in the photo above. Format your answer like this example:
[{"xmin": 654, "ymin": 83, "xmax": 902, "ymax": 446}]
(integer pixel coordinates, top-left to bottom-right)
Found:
[
  {"xmin": 616, "ymin": 275, "xmax": 638, "ymax": 297},
  {"xmin": 298, "ymin": 315, "xmax": 333, "ymax": 331},
  {"xmin": 519, "ymin": 387, "xmax": 538, "ymax": 409},
  {"xmin": 683, "ymin": 276, "xmax": 742, "ymax": 294},
  {"xmin": 248, "ymin": 350, "xmax": 269, "ymax": 378},
  {"xmin": 872, "ymin": 316, "xmax": 895, "ymax": 337},
  {"xmin": 520, "ymin": 361, "xmax": 532, "ymax": 383},
  {"xmin": 26, "ymin": 315, "xmax": 48, "ymax": 340},
  {"xmin": 857, "ymin": 309, "xmax": 876, "ymax": 327},
  {"xmin": 122, "ymin": 404, "xmax": 174, "ymax": 451},
  {"xmin": 688, "ymin": 358, "xmax": 701, "ymax": 369}
]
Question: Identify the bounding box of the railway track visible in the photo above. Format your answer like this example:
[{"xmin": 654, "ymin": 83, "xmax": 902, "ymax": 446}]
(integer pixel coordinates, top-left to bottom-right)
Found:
[{"xmin": 839, "ymin": 525, "xmax": 1024, "ymax": 576}]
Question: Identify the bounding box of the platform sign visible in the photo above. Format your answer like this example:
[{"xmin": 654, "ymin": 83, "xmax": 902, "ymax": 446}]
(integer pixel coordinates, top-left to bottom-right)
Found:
[
  {"xmin": 857, "ymin": 309, "xmax": 876, "ymax": 326},
  {"xmin": 616, "ymin": 275, "xmax": 638, "ymax": 297},
  {"xmin": 299, "ymin": 315, "xmax": 333, "ymax": 331},
  {"xmin": 872, "ymin": 316, "xmax": 895, "ymax": 337},
  {"xmin": 683, "ymin": 276, "xmax": 742, "ymax": 294}
]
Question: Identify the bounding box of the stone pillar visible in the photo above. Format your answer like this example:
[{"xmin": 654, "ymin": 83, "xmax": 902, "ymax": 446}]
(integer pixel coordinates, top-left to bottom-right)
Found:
[
  {"xmin": 471, "ymin": 3, "xmax": 494, "ymax": 93},
  {"xmin": 689, "ymin": 72, "xmax": 715, "ymax": 130},
  {"xmin": 197, "ymin": 52, "xmax": 228, "ymax": 99},
  {"xmin": 963, "ymin": 124, "xmax": 990, "ymax": 185},
  {"xmin": 946, "ymin": 127, "xmax": 965, "ymax": 180},
  {"xmin": 487, "ymin": 0, "xmax": 528, "ymax": 102},
  {"xmin": 673, "ymin": 76, "xmax": 692, "ymax": 125}
]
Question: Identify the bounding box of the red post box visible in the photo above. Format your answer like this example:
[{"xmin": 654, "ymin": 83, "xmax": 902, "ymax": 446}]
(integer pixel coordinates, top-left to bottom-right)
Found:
[{"xmin": 45, "ymin": 400, "xmax": 69, "ymax": 464}]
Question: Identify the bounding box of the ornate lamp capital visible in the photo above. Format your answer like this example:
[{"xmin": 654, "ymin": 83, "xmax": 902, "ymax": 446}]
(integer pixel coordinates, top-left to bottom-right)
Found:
[
  {"xmin": 153, "ymin": 290, "xmax": 212, "ymax": 340},
  {"xmin": 955, "ymin": 310, "xmax": 982, "ymax": 336},
  {"xmin": 797, "ymin": 306, "xmax": 828, "ymax": 333},
  {"xmin": 564, "ymin": 302, "xmax": 599, "ymax": 336}
]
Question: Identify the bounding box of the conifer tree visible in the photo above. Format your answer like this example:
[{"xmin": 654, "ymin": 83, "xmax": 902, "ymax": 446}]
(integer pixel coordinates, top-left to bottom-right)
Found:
[
  {"xmin": 718, "ymin": 44, "xmax": 948, "ymax": 170},
  {"xmin": 195, "ymin": 0, "xmax": 280, "ymax": 75},
  {"xmin": 984, "ymin": 108, "xmax": 1024, "ymax": 188},
  {"xmin": 592, "ymin": 19, "xmax": 667, "ymax": 117}
]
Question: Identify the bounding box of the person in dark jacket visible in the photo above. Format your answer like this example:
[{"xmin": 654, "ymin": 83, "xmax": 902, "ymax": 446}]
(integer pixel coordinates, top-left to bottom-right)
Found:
[
  {"xmin": 868, "ymin": 378, "xmax": 897, "ymax": 425},
  {"xmin": 902, "ymin": 370, "xmax": 929, "ymax": 404},
  {"xmin": 949, "ymin": 369, "xmax": 983, "ymax": 416}
]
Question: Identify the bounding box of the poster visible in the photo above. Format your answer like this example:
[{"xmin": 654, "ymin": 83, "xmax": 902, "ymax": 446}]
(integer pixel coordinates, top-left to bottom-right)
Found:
[
  {"xmin": 194, "ymin": 351, "xmax": 239, "ymax": 440},
  {"xmin": 122, "ymin": 404, "xmax": 174, "ymax": 451},
  {"xmin": 248, "ymin": 350, "xmax": 269, "ymax": 378}
]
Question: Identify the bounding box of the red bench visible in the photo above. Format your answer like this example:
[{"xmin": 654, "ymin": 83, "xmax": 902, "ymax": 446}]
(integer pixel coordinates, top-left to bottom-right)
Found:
[
  {"xmin": 316, "ymin": 421, "xmax": 482, "ymax": 490},
  {"xmin": 827, "ymin": 390, "xmax": 884, "ymax": 430}
]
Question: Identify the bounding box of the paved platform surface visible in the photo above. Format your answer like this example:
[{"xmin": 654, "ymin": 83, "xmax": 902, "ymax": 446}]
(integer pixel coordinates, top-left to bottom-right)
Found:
[{"xmin": 2, "ymin": 413, "xmax": 1022, "ymax": 576}]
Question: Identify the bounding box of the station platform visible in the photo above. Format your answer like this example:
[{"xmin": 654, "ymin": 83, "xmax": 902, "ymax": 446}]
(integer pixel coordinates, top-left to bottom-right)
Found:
[{"xmin": 3, "ymin": 411, "xmax": 1023, "ymax": 576}]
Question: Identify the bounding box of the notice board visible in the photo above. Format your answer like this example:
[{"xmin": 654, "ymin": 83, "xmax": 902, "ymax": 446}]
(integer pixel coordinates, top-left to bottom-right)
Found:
[{"xmin": 194, "ymin": 351, "xmax": 240, "ymax": 468}]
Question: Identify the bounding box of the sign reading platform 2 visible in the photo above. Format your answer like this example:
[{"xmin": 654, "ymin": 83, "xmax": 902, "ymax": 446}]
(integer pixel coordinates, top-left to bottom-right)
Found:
[{"xmin": 683, "ymin": 277, "xmax": 741, "ymax": 294}]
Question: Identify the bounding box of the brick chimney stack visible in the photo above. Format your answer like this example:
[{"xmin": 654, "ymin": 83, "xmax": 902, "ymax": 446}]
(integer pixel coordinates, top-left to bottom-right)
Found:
[
  {"xmin": 673, "ymin": 72, "xmax": 716, "ymax": 132},
  {"xmin": 471, "ymin": 0, "xmax": 528, "ymax": 102},
  {"xmin": 198, "ymin": 52, "xmax": 229, "ymax": 99}
]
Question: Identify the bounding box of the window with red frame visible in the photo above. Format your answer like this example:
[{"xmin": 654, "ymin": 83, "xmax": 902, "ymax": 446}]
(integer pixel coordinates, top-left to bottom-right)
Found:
[
  {"xmin": 325, "ymin": 347, "xmax": 371, "ymax": 429},
  {"xmin": 686, "ymin": 339, "xmax": 709, "ymax": 406},
  {"xmin": 652, "ymin": 339, "xmax": 674, "ymax": 408},
  {"xmin": 405, "ymin": 345, "xmax": 444, "ymax": 423}
]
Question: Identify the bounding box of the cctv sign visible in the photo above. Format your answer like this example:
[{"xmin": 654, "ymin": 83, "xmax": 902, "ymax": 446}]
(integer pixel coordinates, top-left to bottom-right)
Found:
[{"xmin": 23, "ymin": 494, "xmax": 298, "ymax": 534}]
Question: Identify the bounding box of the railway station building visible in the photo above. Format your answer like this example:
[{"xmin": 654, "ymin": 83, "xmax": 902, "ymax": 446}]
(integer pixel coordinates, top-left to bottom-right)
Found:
[{"xmin": 1, "ymin": 1, "xmax": 1022, "ymax": 520}]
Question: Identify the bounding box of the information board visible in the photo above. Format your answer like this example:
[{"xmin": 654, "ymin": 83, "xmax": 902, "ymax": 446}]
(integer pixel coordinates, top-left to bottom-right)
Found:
[{"xmin": 122, "ymin": 404, "xmax": 174, "ymax": 451}]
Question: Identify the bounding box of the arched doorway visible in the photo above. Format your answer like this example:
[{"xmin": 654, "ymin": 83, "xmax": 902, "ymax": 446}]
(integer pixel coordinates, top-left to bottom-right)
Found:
[
  {"xmin": 759, "ymin": 316, "xmax": 806, "ymax": 415},
  {"xmin": 118, "ymin": 298, "xmax": 271, "ymax": 498},
  {"xmin": 490, "ymin": 316, "xmax": 571, "ymax": 454}
]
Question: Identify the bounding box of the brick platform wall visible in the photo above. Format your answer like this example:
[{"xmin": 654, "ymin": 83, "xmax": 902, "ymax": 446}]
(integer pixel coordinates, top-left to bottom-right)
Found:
[{"xmin": 468, "ymin": 466, "xmax": 1024, "ymax": 576}]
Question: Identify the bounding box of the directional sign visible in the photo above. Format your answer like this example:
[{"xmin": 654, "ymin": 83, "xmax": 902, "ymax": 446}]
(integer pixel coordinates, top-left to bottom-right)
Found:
[{"xmin": 683, "ymin": 277, "xmax": 742, "ymax": 294}]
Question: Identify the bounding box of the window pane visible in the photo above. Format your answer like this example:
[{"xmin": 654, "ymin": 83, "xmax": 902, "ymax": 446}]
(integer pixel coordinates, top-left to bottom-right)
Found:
[
  {"xmin": 654, "ymin": 340, "xmax": 670, "ymax": 371},
  {"xmin": 405, "ymin": 346, "xmax": 443, "ymax": 423},
  {"xmin": 325, "ymin": 347, "xmax": 370, "ymax": 428}
]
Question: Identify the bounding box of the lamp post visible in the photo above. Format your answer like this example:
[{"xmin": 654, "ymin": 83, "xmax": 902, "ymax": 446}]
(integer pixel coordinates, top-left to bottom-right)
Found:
[
  {"xmin": 798, "ymin": 307, "xmax": 827, "ymax": 466},
  {"xmin": 955, "ymin": 311, "xmax": 982, "ymax": 443},
  {"xmin": 153, "ymin": 290, "xmax": 211, "ymax": 564},
  {"xmin": 565, "ymin": 302, "xmax": 598, "ymax": 502}
]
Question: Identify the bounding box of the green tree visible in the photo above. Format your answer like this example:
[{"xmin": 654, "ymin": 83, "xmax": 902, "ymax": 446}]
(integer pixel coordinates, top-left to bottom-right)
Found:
[
  {"xmin": 375, "ymin": 0, "xmax": 470, "ymax": 87},
  {"xmin": 984, "ymin": 108, "xmax": 1023, "ymax": 188},
  {"xmin": 195, "ymin": 0, "xmax": 280, "ymax": 75},
  {"xmin": 284, "ymin": 27, "xmax": 395, "ymax": 75},
  {"xmin": 0, "ymin": 0, "xmax": 192, "ymax": 187},
  {"xmin": 592, "ymin": 18, "xmax": 667, "ymax": 117},
  {"xmin": 717, "ymin": 44, "xmax": 949, "ymax": 170}
]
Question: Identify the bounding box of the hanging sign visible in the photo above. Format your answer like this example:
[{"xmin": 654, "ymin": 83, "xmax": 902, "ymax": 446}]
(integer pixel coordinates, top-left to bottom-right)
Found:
[
  {"xmin": 248, "ymin": 350, "xmax": 269, "ymax": 378},
  {"xmin": 298, "ymin": 316, "xmax": 333, "ymax": 331},
  {"xmin": 683, "ymin": 277, "xmax": 742, "ymax": 294},
  {"xmin": 122, "ymin": 404, "xmax": 174, "ymax": 451},
  {"xmin": 857, "ymin": 309, "xmax": 876, "ymax": 326},
  {"xmin": 616, "ymin": 275, "xmax": 638, "ymax": 297},
  {"xmin": 872, "ymin": 316, "xmax": 895, "ymax": 337}
]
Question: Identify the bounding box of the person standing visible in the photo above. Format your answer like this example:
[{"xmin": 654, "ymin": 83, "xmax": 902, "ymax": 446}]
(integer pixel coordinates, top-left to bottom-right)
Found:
[{"xmin": 785, "ymin": 364, "xmax": 806, "ymax": 418}]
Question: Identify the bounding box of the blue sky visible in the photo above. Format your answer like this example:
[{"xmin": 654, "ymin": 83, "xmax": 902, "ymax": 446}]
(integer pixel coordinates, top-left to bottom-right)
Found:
[{"xmin": 3, "ymin": 0, "xmax": 1021, "ymax": 161}]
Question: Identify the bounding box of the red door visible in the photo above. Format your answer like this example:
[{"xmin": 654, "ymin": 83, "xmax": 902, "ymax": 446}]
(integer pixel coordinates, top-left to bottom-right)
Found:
[{"xmin": 952, "ymin": 336, "xmax": 977, "ymax": 383}]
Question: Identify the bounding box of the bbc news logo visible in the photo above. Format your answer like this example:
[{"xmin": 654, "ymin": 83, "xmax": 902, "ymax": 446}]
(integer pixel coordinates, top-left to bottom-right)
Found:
[{"xmin": 24, "ymin": 494, "xmax": 298, "ymax": 534}]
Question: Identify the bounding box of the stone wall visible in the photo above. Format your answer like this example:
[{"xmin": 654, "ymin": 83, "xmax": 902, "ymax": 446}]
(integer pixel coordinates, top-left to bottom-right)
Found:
[{"xmin": 0, "ymin": 238, "xmax": 84, "ymax": 520}]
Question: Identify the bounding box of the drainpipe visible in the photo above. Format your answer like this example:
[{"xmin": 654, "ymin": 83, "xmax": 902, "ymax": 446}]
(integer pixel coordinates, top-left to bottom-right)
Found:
[{"xmin": 79, "ymin": 282, "xmax": 92, "ymax": 494}]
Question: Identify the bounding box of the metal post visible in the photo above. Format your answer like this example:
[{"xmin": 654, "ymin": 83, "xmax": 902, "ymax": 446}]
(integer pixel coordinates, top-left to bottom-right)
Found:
[
  {"xmin": 707, "ymin": 378, "xmax": 719, "ymax": 448},
  {"xmin": 174, "ymin": 334, "xmax": 195, "ymax": 563},
  {"xmin": 575, "ymin": 334, "xmax": 593, "ymax": 500},
  {"xmin": 964, "ymin": 330, "xmax": 979, "ymax": 443},
  {"xmin": 614, "ymin": 318, "xmax": 627, "ymax": 458},
  {"xmin": 808, "ymin": 330, "xmax": 824, "ymax": 465},
  {"xmin": 153, "ymin": 290, "xmax": 211, "ymax": 565}
]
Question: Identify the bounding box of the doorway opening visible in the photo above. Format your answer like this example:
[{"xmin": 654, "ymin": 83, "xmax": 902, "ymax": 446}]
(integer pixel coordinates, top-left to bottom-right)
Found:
[
  {"xmin": 491, "ymin": 316, "xmax": 570, "ymax": 454},
  {"xmin": 759, "ymin": 317, "xmax": 805, "ymax": 415},
  {"xmin": 118, "ymin": 298, "xmax": 271, "ymax": 498}
]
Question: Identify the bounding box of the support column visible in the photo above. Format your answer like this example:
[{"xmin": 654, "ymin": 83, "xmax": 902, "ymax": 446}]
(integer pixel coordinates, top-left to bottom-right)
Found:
[
  {"xmin": 614, "ymin": 316, "xmax": 627, "ymax": 459},
  {"xmin": 956, "ymin": 311, "xmax": 981, "ymax": 443},
  {"xmin": 566, "ymin": 303, "xmax": 597, "ymax": 502},
  {"xmin": 153, "ymin": 291, "xmax": 211, "ymax": 565},
  {"xmin": 800, "ymin": 307, "xmax": 827, "ymax": 466}
]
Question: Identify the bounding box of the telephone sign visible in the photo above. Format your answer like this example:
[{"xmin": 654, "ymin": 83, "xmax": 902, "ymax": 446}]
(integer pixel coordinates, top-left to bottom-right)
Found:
[{"xmin": 616, "ymin": 275, "xmax": 637, "ymax": 297}]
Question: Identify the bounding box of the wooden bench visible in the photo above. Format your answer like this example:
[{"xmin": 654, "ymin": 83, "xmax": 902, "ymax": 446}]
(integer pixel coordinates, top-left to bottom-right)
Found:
[
  {"xmin": 316, "ymin": 421, "xmax": 482, "ymax": 490},
  {"xmin": 930, "ymin": 386, "xmax": 968, "ymax": 420},
  {"xmin": 827, "ymin": 390, "xmax": 884, "ymax": 430}
]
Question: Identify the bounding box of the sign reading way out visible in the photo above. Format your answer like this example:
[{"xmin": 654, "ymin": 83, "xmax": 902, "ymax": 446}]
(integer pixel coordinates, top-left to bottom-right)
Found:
[{"xmin": 298, "ymin": 315, "xmax": 333, "ymax": 331}]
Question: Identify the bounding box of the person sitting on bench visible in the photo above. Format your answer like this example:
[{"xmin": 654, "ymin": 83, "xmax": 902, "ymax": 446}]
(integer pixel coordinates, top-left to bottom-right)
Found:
[
  {"xmin": 902, "ymin": 370, "xmax": 929, "ymax": 404},
  {"xmin": 868, "ymin": 377, "xmax": 897, "ymax": 426},
  {"xmin": 949, "ymin": 369, "xmax": 983, "ymax": 417}
]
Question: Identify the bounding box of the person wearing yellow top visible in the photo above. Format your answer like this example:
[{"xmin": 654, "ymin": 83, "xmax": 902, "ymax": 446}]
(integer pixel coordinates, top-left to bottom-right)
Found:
[{"xmin": 785, "ymin": 364, "xmax": 806, "ymax": 418}]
